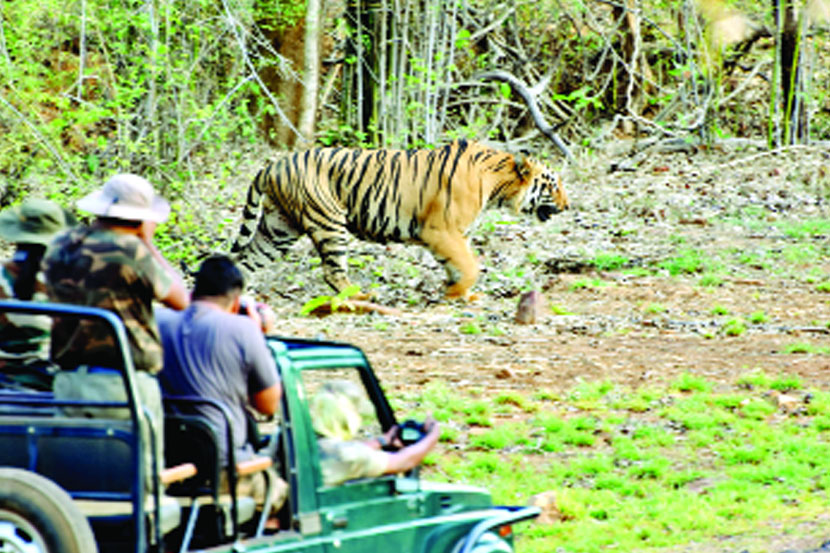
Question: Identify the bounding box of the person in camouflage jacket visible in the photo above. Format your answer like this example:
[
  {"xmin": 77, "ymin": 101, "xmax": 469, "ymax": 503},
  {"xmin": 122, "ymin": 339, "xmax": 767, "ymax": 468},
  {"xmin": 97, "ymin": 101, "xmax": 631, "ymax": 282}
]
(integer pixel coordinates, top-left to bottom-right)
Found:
[
  {"xmin": 43, "ymin": 173, "xmax": 189, "ymax": 486},
  {"xmin": 0, "ymin": 198, "xmax": 74, "ymax": 390}
]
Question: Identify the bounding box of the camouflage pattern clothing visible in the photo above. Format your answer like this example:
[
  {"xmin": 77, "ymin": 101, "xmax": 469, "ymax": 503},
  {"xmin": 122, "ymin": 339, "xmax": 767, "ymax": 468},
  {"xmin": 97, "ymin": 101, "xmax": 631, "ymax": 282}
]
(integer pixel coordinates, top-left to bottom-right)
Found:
[
  {"xmin": 317, "ymin": 437, "xmax": 388, "ymax": 487},
  {"xmin": 0, "ymin": 259, "xmax": 54, "ymax": 389},
  {"xmin": 42, "ymin": 225, "xmax": 174, "ymax": 374}
]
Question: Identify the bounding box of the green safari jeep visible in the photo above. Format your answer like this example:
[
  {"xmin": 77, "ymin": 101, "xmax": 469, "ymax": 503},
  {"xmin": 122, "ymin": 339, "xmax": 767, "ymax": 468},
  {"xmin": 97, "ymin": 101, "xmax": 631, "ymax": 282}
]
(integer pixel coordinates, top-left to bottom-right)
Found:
[{"xmin": 0, "ymin": 300, "xmax": 539, "ymax": 553}]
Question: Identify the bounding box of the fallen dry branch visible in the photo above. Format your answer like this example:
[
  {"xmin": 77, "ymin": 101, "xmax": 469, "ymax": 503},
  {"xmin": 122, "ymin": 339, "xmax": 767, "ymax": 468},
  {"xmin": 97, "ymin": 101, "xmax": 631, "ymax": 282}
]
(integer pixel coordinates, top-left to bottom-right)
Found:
[{"xmin": 306, "ymin": 299, "xmax": 403, "ymax": 317}]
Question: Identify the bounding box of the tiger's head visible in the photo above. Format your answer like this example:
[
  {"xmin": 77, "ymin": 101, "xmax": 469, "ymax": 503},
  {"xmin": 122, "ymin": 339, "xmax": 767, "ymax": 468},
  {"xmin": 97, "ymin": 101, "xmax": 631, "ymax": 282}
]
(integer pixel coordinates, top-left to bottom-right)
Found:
[{"xmin": 514, "ymin": 156, "xmax": 569, "ymax": 222}]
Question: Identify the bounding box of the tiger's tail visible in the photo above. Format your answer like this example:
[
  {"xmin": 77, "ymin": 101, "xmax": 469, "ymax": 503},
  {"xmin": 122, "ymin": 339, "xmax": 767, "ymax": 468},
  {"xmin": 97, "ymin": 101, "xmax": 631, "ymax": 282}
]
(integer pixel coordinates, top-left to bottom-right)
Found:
[{"xmin": 230, "ymin": 162, "xmax": 271, "ymax": 257}]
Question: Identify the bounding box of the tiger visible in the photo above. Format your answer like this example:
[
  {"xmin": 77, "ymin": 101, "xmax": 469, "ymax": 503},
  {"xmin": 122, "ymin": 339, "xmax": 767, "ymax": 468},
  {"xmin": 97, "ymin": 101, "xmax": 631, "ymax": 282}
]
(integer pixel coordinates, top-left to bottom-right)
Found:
[{"xmin": 230, "ymin": 139, "xmax": 569, "ymax": 301}]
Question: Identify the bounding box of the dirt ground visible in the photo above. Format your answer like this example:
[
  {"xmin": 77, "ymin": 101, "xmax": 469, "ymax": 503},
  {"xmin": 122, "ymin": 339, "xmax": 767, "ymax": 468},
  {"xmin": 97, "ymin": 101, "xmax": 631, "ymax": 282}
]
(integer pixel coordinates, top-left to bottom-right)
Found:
[
  {"xmin": 237, "ymin": 140, "xmax": 830, "ymax": 552},
  {"xmin": 245, "ymin": 141, "xmax": 830, "ymax": 400}
]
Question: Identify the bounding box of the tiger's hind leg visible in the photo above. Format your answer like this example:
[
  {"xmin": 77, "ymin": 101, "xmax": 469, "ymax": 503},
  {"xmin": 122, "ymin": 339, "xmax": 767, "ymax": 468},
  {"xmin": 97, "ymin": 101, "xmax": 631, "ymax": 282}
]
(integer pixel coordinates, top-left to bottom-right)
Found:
[
  {"xmin": 231, "ymin": 208, "xmax": 300, "ymax": 274},
  {"xmin": 421, "ymin": 229, "xmax": 481, "ymax": 301},
  {"xmin": 307, "ymin": 224, "xmax": 371, "ymax": 300}
]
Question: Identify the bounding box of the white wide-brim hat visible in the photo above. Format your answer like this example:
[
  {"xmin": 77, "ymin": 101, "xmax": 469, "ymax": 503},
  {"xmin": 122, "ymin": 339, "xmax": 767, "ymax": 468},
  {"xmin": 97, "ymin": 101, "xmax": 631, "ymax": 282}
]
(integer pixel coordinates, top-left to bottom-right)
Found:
[{"xmin": 77, "ymin": 174, "xmax": 170, "ymax": 223}]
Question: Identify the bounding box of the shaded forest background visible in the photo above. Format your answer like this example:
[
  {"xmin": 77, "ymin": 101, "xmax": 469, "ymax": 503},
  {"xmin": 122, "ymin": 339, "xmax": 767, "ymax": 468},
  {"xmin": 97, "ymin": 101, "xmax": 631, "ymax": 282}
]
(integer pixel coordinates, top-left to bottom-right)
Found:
[{"xmin": 1, "ymin": 0, "xmax": 829, "ymax": 260}]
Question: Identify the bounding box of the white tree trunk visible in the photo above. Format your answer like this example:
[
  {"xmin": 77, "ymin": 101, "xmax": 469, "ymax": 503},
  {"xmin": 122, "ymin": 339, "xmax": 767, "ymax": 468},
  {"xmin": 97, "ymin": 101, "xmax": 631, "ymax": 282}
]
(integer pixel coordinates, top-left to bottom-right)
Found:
[{"xmin": 299, "ymin": 0, "xmax": 322, "ymax": 145}]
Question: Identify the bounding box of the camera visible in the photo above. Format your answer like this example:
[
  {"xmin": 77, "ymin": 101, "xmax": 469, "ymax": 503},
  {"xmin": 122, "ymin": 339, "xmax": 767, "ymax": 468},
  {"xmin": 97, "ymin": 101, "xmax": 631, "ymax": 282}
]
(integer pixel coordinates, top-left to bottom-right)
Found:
[
  {"xmin": 396, "ymin": 419, "xmax": 427, "ymax": 446},
  {"xmin": 238, "ymin": 299, "xmax": 266, "ymax": 318}
]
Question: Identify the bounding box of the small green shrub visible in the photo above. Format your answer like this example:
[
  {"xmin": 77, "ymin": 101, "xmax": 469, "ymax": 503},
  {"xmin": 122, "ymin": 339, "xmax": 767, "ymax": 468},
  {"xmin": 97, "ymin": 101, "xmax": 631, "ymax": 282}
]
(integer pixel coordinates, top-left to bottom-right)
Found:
[
  {"xmin": 550, "ymin": 304, "xmax": 575, "ymax": 315},
  {"xmin": 737, "ymin": 370, "xmax": 772, "ymax": 389},
  {"xmin": 781, "ymin": 342, "xmax": 830, "ymax": 354},
  {"xmin": 770, "ymin": 375, "xmax": 803, "ymax": 391},
  {"xmin": 710, "ymin": 304, "xmax": 730, "ymax": 316},
  {"xmin": 459, "ymin": 322, "xmax": 483, "ymax": 335},
  {"xmin": 592, "ymin": 253, "xmax": 630, "ymax": 271},
  {"xmin": 722, "ymin": 318, "xmax": 746, "ymax": 336},
  {"xmin": 569, "ymin": 278, "xmax": 609, "ymax": 290},
  {"xmin": 470, "ymin": 423, "xmax": 531, "ymax": 450},
  {"xmin": 644, "ymin": 302, "xmax": 666, "ymax": 314},
  {"xmin": 699, "ymin": 273, "xmax": 725, "ymax": 287},
  {"xmin": 494, "ymin": 392, "xmax": 530, "ymax": 411},
  {"xmin": 747, "ymin": 310, "xmax": 769, "ymax": 324},
  {"xmin": 672, "ymin": 373, "xmax": 711, "ymax": 393},
  {"xmin": 299, "ymin": 284, "xmax": 362, "ymax": 316},
  {"xmin": 536, "ymin": 413, "xmax": 565, "ymax": 434},
  {"xmin": 659, "ymin": 249, "xmax": 707, "ymax": 275}
]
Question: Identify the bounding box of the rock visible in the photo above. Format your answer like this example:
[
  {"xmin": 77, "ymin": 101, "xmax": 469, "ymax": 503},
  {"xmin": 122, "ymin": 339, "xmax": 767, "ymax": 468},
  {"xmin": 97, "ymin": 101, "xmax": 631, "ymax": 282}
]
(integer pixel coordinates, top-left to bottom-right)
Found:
[
  {"xmin": 528, "ymin": 490, "xmax": 562, "ymax": 524},
  {"xmin": 767, "ymin": 391, "xmax": 801, "ymax": 414},
  {"xmin": 494, "ymin": 368, "xmax": 515, "ymax": 380},
  {"xmin": 515, "ymin": 290, "xmax": 545, "ymax": 324}
]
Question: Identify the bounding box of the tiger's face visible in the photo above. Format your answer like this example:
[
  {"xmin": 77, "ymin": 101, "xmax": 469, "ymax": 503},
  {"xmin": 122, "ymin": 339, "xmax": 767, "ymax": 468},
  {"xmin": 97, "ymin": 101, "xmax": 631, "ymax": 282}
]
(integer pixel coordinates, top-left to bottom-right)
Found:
[{"xmin": 518, "ymin": 158, "xmax": 569, "ymax": 222}]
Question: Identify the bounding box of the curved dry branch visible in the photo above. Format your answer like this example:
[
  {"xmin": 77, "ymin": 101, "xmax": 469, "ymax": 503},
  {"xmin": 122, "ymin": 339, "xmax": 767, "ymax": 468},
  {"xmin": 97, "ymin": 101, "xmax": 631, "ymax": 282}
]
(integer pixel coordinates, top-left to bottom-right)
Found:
[{"xmin": 476, "ymin": 70, "xmax": 574, "ymax": 161}]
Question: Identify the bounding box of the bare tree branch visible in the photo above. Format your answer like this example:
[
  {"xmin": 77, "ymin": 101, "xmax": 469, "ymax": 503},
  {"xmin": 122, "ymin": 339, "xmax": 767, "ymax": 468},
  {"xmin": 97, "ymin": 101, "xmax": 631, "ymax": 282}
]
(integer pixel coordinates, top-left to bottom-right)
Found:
[{"xmin": 477, "ymin": 70, "xmax": 574, "ymax": 161}]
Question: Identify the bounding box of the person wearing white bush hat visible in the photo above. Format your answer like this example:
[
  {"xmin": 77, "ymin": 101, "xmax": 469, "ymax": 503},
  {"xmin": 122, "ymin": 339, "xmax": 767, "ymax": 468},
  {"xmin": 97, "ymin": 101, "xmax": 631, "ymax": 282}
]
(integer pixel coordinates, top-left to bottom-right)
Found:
[
  {"xmin": 43, "ymin": 173, "xmax": 189, "ymax": 488},
  {"xmin": 76, "ymin": 173, "xmax": 171, "ymax": 223}
]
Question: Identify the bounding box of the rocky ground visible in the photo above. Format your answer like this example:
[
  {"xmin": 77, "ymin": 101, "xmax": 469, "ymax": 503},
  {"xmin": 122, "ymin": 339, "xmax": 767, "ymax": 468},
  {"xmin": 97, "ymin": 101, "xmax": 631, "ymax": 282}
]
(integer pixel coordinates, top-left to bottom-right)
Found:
[{"xmin": 240, "ymin": 140, "xmax": 830, "ymax": 399}]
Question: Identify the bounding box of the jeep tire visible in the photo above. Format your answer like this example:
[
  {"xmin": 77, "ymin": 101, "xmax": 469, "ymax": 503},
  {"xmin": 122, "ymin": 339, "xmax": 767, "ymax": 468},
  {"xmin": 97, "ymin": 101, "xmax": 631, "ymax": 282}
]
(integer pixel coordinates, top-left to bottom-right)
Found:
[{"xmin": 0, "ymin": 468, "xmax": 97, "ymax": 553}]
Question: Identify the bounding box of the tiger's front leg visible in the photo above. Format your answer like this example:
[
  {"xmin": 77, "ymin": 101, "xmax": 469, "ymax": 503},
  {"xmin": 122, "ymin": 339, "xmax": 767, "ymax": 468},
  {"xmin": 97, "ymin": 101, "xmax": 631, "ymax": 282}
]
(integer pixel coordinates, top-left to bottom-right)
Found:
[
  {"xmin": 308, "ymin": 226, "xmax": 371, "ymax": 300},
  {"xmin": 422, "ymin": 229, "xmax": 481, "ymax": 301}
]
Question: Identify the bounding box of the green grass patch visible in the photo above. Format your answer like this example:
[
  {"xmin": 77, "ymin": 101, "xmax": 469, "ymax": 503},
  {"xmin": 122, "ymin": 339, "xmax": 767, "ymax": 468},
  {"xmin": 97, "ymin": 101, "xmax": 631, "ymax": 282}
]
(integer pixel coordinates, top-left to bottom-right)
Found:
[
  {"xmin": 747, "ymin": 310, "xmax": 769, "ymax": 324},
  {"xmin": 550, "ymin": 304, "xmax": 575, "ymax": 315},
  {"xmin": 643, "ymin": 302, "xmax": 667, "ymax": 314},
  {"xmin": 569, "ymin": 278, "xmax": 611, "ymax": 290},
  {"xmin": 672, "ymin": 372, "xmax": 712, "ymax": 393},
  {"xmin": 418, "ymin": 374, "xmax": 830, "ymax": 553},
  {"xmin": 470, "ymin": 422, "xmax": 532, "ymax": 450},
  {"xmin": 591, "ymin": 252, "xmax": 630, "ymax": 271},
  {"xmin": 699, "ymin": 272, "xmax": 725, "ymax": 287},
  {"xmin": 710, "ymin": 303, "xmax": 730, "ymax": 315},
  {"xmin": 658, "ymin": 249, "xmax": 710, "ymax": 275},
  {"xmin": 722, "ymin": 317, "xmax": 747, "ymax": 336},
  {"xmin": 459, "ymin": 322, "xmax": 483, "ymax": 335},
  {"xmin": 776, "ymin": 218, "xmax": 830, "ymax": 239},
  {"xmin": 781, "ymin": 342, "xmax": 830, "ymax": 355}
]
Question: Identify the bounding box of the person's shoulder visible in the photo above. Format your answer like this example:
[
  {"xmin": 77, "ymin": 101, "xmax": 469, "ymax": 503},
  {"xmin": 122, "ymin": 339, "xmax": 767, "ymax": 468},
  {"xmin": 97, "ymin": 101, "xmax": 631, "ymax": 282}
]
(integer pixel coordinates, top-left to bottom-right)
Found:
[
  {"xmin": 155, "ymin": 305, "xmax": 184, "ymax": 326},
  {"xmin": 52, "ymin": 226, "xmax": 143, "ymax": 259},
  {"xmin": 221, "ymin": 311, "xmax": 262, "ymax": 336}
]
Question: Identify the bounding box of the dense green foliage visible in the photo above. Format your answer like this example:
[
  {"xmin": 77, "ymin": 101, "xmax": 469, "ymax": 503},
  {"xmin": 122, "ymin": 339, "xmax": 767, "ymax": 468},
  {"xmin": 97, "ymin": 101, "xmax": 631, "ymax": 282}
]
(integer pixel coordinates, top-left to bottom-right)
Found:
[{"xmin": 1, "ymin": 0, "xmax": 277, "ymax": 199}]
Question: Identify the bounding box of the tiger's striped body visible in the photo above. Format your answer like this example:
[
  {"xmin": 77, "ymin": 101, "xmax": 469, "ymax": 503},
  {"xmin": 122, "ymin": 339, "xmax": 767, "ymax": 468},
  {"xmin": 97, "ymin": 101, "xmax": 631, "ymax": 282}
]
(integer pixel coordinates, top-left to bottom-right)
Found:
[{"xmin": 231, "ymin": 139, "xmax": 568, "ymax": 300}]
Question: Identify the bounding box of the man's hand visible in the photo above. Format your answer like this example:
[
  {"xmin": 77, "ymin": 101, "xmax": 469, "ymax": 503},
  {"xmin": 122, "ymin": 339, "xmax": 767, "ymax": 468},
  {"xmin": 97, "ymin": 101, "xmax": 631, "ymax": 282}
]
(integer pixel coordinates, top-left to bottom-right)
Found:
[
  {"xmin": 257, "ymin": 302, "xmax": 276, "ymax": 334},
  {"xmin": 240, "ymin": 296, "xmax": 276, "ymax": 334}
]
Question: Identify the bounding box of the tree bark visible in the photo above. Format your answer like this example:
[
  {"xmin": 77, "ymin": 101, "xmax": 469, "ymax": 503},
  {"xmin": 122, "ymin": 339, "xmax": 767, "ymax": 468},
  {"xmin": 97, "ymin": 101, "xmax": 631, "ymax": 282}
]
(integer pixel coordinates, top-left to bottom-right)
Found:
[
  {"xmin": 775, "ymin": 0, "xmax": 807, "ymax": 143},
  {"xmin": 298, "ymin": 0, "xmax": 321, "ymax": 145}
]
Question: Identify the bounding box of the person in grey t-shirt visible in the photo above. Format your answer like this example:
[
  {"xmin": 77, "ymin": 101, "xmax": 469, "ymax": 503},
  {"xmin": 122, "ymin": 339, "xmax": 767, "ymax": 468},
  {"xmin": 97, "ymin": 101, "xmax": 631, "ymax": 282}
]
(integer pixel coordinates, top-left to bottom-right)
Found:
[{"xmin": 157, "ymin": 254, "xmax": 286, "ymax": 515}]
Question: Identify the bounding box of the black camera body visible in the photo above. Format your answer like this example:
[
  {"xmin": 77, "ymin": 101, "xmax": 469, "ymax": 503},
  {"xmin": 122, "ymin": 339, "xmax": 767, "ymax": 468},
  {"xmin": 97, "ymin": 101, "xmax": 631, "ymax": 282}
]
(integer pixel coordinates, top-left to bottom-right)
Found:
[{"xmin": 396, "ymin": 419, "xmax": 427, "ymax": 446}]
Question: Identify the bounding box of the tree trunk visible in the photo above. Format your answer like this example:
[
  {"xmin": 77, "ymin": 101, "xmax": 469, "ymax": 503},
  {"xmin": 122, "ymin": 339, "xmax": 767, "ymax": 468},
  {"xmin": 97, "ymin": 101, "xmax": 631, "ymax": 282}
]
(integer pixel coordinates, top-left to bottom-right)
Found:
[
  {"xmin": 298, "ymin": 0, "xmax": 321, "ymax": 145},
  {"xmin": 775, "ymin": 0, "xmax": 807, "ymax": 143},
  {"xmin": 256, "ymin": 12, "xmax": 305, "ymax": 149},
  {"xmin": 342, "ymin": 0, "xmax": 380, "ymax": 142}
]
